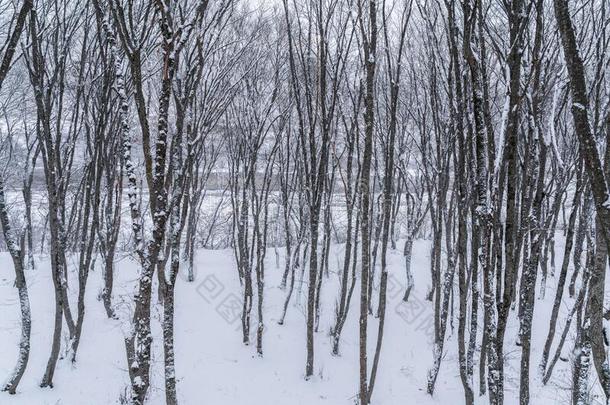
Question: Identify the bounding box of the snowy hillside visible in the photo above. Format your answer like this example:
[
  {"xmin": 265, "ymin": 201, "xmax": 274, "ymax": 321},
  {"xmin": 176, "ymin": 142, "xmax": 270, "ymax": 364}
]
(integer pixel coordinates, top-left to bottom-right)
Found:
[{"xmin": 0, "ymin": 237, "xmax": 595, "ymax": 404}]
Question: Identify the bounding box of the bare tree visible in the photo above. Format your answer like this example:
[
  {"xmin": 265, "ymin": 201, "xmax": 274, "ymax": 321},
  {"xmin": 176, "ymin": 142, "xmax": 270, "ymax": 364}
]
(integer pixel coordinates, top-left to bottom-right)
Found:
[{"xmin": 0, "ymin": 0, "xmax": 33, "ymax": 394}]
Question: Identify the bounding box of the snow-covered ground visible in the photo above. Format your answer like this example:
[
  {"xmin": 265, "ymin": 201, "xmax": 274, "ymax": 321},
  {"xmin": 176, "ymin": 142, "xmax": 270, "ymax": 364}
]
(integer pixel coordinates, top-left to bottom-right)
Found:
[{"xmin": 0, "ymin": 238, "xmax": 596, "ymax": 404}]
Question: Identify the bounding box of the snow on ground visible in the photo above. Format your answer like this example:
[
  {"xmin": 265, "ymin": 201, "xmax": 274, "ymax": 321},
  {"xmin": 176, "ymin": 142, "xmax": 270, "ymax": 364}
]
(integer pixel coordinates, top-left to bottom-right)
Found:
[{"xmin": 0, "ymin": 237, "xmax": 593, "ymax": 404}]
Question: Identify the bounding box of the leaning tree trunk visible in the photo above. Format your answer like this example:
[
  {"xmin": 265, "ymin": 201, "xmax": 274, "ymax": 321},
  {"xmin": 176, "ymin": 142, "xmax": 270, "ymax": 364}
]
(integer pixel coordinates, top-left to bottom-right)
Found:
[
  {"xmin": 0, "ymin": 177, "xmax": 31, "ymax": 394},
  {"xmin": 554, "ymin": 0, "xmax": 610, "ymax": 401},
  {"xmin": 0, "ymin": 0, "xmax": 33, "ymax": 394}
]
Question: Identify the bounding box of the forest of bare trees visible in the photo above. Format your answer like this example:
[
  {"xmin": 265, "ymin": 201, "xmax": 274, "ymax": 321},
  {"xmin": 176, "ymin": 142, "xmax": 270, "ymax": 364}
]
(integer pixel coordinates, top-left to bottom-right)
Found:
[{"xmin": 0, "ymin": 0, "xmax": 609, "ymax": 404}]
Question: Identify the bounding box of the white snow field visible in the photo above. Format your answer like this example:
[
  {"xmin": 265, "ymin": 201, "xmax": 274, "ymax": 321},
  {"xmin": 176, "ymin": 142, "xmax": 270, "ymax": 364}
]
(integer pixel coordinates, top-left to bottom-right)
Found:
[{"xmin": 0, "ymin": 238, "xmax": 599, "ymax": 404}]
